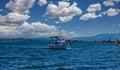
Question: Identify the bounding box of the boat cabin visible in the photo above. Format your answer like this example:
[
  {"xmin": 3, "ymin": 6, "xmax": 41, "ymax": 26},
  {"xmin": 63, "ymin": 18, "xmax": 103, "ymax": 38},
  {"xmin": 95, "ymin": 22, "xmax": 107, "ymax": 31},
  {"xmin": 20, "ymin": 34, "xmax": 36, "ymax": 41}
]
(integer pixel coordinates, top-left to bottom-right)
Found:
[{"xmin": 49, "ymin": 36, "xmax": 70, "ymax": 50}]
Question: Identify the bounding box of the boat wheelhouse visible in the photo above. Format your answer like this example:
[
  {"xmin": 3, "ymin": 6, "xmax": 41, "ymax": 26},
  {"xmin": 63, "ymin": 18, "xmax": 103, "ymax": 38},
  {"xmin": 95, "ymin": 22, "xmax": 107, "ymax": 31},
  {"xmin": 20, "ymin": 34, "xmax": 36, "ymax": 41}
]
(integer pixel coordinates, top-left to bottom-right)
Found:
[{"xmin": 49, "ymin": 36, "xmax": 70, "ymax": 50}]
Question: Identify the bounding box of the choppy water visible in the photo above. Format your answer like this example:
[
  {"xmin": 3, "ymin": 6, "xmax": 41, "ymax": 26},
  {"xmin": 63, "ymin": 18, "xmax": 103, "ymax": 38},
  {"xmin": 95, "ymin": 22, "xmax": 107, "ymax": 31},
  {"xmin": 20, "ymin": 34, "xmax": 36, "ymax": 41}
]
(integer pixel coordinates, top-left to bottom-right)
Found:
[{"xmin": 0, "ymin": 40, "xmax": 120, "ymax": 70}]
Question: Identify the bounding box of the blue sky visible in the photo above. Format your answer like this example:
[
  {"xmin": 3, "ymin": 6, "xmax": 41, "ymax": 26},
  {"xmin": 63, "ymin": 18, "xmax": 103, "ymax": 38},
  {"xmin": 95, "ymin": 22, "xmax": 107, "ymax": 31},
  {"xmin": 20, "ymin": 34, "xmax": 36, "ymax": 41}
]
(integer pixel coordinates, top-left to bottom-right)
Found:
[{"xmin": 0, "ymin": 0, "xmax": 120, "ymax": 38}]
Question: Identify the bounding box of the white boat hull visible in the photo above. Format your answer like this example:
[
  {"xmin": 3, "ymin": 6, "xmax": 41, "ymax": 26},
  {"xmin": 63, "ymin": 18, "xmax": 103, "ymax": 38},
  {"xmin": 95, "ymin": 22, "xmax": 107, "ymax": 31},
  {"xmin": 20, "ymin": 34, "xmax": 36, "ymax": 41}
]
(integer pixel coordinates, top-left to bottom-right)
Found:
[
  {"xmin": 115, "ymin": 40, "xmax": 120, "ymax": 46},
  {"xmin": 49, "ymin": 44, "xmax": 70, "ymax": 50}
]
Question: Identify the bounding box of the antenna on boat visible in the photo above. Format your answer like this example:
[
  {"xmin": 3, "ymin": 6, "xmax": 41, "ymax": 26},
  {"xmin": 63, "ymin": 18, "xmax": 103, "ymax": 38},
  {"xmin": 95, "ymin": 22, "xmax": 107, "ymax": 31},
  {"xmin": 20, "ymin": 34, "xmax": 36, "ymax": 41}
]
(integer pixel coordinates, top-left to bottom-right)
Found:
[
  {"xmin": 58, "ymin": 30, "xmax": 65, "ymax": 38},
  {"xmin": 59, "ymin": 30, "xmax": 62, "ymax": 37}
]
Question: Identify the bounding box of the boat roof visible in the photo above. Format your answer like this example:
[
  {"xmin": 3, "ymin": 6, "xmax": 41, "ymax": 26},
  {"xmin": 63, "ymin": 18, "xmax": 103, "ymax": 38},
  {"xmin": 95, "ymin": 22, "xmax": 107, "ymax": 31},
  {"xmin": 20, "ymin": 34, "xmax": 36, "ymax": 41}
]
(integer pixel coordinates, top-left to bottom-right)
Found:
[{"xmin": 49, "ymin": 36, "xmax": 64, "ymax": 38}]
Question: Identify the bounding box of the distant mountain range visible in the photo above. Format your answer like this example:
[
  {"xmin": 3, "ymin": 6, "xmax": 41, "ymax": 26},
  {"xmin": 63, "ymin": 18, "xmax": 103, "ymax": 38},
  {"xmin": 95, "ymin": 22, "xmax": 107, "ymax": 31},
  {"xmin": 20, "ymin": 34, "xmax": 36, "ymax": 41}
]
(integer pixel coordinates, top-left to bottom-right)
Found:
[
  {"xmin": 0, "ymin": 33, "xmax": 120, "ymax": 41},
  {"xmin": 0, "ymin": 37, "xmax": 49, "ymax": 41},
  {"xmin": 73, "ymin": 33, "xmax": 120, "ymax": 40}
]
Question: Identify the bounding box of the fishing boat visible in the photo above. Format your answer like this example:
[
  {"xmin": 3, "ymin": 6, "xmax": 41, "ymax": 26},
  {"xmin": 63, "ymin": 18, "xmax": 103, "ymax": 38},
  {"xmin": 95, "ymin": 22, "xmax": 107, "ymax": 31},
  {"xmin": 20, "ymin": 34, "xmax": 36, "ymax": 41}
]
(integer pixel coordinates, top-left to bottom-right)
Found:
[{"xmin": 48, "ymin": 36, "xmax": 71, "ymax": 50}]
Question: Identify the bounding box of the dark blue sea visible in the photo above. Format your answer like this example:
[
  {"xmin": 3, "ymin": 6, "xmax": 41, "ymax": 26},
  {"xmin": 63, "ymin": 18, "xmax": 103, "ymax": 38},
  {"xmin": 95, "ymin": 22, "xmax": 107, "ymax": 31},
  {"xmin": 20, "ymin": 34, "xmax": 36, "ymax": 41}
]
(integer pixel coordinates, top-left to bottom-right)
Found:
[{"xmin": 0, "ymin": 40, "xmax": 120, "ymax": 70}]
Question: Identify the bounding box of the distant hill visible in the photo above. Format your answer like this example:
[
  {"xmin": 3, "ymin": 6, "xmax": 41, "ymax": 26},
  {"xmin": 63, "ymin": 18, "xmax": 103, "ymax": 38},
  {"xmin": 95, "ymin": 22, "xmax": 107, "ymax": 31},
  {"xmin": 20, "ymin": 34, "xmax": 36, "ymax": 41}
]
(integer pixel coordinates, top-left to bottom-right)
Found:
[
  {"xmin": 0, "ymin": 37, "xmax": 49, "ymax": 42},
  {"xmin": 25, "ymin": 37, "xmax": 49, "ymax": 40},
  {"xmin": 73, "ymin": 33, "xmax": 120, "ymax": 40}
]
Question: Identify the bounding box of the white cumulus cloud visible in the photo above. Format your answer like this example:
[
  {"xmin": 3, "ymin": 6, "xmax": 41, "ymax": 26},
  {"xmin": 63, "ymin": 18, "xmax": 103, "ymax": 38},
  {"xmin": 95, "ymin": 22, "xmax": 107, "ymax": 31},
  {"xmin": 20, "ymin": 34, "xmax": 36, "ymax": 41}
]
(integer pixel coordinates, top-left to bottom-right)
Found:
[
  {"xmin": 0, "ymin": 12, "xmax": 30, "ymax": 25},
  {"xmin": 59, "ymin": 30, "xmax": 79, "ymax": 38},
  {"xmin": 103, "ymin": 8, "xmax": 120, "ymax": 16},
  {"xmin": 0, "ymin": 0, "xmax": 80, "ymax": 38},
  {"xmin": 103, "ymin": 0, "xmax": 120, "ymax": 6},
  {"xmin": 108, "ymin": 0, "xmax": 120, "ymax": 3},
  {"xmin": 59, "ymin": 16, "xmax": 73, "ymax": 22},
  {"xmin": 80, "ymin": 13, "xmax": 102, "ymax": 20},
  {"xmin": 19, "ymin": 22, "xmax": 58, "ymax": 37},
  {"xmin": 62, "ymin": 0, "xmax": 69, "ymax": 2},
  {"xmin": 0, "ymin": 22, "xmax": 58, "ymax": 38},
  {"xmin": 38, "ymin": 0, "xmax": 47, "ymax": 6},
  {"xmin": 45, "ymin": 1, "xmax": 82, "ymax": 22},
  {"xmin": 0, "ymin": 26, "xmax": 20, "ymax": 38},
  {"xmin": 103, "ymin": 1, "xmax": 115, "ymax": 6},
  {"xmin": 6, "ymin": 0, "xmax": 35, "ymax": 14},
  {"xmin": 6, "ymin": 12, "xmax": 30, "ymax": 23},
  {"xmin": 87, "ymin": 3, "xmax": 101, "ymax": 12},
  {"xmin": 0, "ymin": 21, "xmax": 79, "ymax": 38}
]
